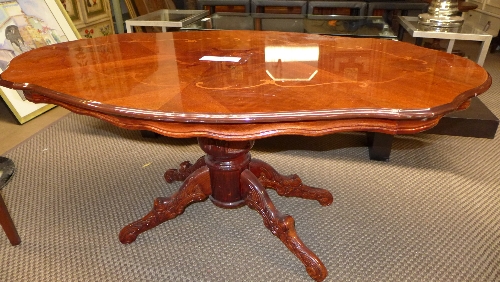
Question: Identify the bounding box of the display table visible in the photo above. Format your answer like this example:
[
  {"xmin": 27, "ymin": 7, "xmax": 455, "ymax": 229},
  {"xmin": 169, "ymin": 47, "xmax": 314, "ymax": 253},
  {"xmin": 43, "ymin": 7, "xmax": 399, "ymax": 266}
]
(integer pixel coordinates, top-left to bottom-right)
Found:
[
  {"xmin": 125, "ymin": 9, "xmax": 209, "ymax": 32},
  {"xmin": 398, "ymin": 16, "xmax": 492, "ymax": 66},
  {"xmin": 126, "ymin": 11, "xmax": 401, "ymax": 160},
  {"xmin": 126, "ymin": 10, "xmax": 499, "ymax": 160},
  {"xmin": 188, "ymin": 13, "xmax": 397, "ymax": 38},
  {"xmin": 0, "ymin": 31, "xmax": 491, "ymax": 281},
  {"xmin": 398, "ymin": 16, "xmax": 498, "ymax": 139}
]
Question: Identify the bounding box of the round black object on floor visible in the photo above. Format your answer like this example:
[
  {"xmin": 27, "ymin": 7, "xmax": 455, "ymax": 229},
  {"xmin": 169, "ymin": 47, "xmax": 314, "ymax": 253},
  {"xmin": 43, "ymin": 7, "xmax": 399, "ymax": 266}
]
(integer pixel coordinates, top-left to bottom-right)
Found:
[{"xmin": 0, "ymin": 156, "xmax": 15, "ymax": 189}]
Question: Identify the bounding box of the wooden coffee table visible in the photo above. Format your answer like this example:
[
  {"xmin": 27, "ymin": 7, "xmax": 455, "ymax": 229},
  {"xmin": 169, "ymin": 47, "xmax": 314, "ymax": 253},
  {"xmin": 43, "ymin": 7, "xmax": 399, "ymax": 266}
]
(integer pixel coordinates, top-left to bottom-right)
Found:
[{"xmin": 0, "ymin": 30, "xmax": 490, "ymax": 281}]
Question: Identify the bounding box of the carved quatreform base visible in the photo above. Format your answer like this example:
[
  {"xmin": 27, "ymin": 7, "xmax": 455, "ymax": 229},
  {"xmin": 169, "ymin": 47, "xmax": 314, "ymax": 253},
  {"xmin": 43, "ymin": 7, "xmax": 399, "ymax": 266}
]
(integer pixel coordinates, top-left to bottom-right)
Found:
[{"xmin": 119, "ymin": 137, "xmax": 333, "ymax": 281}]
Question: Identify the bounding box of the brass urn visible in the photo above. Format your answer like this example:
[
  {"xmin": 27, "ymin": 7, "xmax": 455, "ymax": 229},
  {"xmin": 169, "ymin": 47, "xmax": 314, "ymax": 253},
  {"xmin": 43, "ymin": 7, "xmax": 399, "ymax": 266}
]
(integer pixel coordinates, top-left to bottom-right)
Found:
[{"xmin": 418, "ymin": 0, "xmax": 464, "ymax": 28}]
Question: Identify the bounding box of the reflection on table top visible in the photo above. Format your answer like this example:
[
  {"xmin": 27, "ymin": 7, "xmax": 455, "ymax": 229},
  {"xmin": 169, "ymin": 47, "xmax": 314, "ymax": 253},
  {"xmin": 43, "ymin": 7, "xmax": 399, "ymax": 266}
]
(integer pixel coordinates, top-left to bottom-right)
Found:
[
  {"xmin": 125, "ymin": 10, "xmax": 396, "ymax": 39},
  {"xmin": 0, "ymin": 30, "xmax": 489, "ymax": 129},
  {"xmin": 183, "ymin": 13, "xmax": 397, "ymax": 39}
]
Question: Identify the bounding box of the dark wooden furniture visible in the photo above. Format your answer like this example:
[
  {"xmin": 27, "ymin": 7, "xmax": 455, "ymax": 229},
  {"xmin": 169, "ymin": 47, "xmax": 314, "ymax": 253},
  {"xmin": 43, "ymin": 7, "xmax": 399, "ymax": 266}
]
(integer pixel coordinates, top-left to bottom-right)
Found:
[
  {"xmin": 0, "ymin": 31, "xmax": 490, "ymax": 281},
  {"xmin": 0, "ymin": 156, "xmax": 20, "ymax": 246},
  {"xmin": 0, "ymin": 195, "xmax": 20, "ymax": 245},
  {"xmin": 490, "ymin": 36, "xmax": 499, "ymax": 53},
  {"xmin": 307, "ymin": 1, "xmax": 367, "ymax": 15},
  {"xmin": 251, "ymin": 0, "xmax": 308, "ymax": 14},
  {"xmin": 197, "ymin": 0, "xmax": 251, "ymax": 13}
]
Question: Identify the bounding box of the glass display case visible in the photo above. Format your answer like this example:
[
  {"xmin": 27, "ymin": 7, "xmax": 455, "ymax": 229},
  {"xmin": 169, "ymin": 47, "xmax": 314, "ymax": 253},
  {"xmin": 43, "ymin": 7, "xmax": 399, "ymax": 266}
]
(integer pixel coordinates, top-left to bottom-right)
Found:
[
  {"xmin": 127, "ymin": 11, "xmax": 397, "ymax": 39},
  {"xmin": 125, "ymin": 9, "xmax": 209, "ymax": 32}
]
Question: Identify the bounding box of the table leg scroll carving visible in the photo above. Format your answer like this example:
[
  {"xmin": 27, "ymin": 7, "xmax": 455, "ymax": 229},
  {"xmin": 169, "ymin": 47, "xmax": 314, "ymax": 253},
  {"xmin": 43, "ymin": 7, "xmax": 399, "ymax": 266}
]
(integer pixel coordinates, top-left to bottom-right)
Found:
[
  {"xmin": 249, "ymin": 159, "xmax": 333, "ymax": 206},
  {"xmin": 164, "ymin": 156, "xmax": 206, "ymax": 183},
  {"xmin": 120, "ymin": 138, "xmax": 331, "ymax": 280},
  {"xmin": 119, "ymin": 166, "xmax": 211, "ymax": 244},
  {"xmin": 241, "ymin": 169, "xmax": 328, "ymax": 282}
]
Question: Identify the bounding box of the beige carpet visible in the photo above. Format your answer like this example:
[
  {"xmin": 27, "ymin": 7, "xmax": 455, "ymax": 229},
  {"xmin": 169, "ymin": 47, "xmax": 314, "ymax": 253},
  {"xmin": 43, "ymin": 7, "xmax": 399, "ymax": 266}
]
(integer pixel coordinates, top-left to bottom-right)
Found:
[{"xmin": 1, "ymin": 44, "xmax": 499, "ymax": 281}]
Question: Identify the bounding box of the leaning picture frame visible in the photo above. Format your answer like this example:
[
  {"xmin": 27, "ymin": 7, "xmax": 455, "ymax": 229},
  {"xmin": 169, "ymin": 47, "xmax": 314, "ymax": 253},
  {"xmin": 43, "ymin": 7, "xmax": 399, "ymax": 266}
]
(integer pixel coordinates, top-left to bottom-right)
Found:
[
  {"xmin": 0, "ymin": 0, "xmax": 80, "ymax": 124},
  {"xmin": 83, "ymin": 0, "xmax": 106, "ymax": 19},
  {"xmin": 60, "ymin": 0, "xmax": 81, "ymax": 22}
]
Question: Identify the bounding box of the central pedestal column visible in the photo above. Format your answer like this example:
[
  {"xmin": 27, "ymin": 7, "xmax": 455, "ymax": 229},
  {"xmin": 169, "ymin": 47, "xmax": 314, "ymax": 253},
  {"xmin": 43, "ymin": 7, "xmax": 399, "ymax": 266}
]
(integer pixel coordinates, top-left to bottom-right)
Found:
[{"xmin": 198, "ymin": 137, "xmax": 253, "ymax": 208}]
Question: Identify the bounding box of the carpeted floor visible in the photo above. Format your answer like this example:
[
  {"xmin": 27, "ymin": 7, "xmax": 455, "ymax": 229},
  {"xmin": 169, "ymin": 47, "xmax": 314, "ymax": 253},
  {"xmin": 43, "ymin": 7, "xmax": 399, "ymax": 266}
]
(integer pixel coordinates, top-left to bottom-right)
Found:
[{"xmin": 1, "ymin": 43, "xmax": 499, "ymax": 281}]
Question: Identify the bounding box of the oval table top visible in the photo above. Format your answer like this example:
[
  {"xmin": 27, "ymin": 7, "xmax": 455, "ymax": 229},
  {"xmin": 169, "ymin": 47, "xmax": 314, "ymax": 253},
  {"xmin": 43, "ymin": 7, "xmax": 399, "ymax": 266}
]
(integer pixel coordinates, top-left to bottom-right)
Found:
[{"xmin": 0, "ymin": 30, "xmax": 491, "ymax": 140}]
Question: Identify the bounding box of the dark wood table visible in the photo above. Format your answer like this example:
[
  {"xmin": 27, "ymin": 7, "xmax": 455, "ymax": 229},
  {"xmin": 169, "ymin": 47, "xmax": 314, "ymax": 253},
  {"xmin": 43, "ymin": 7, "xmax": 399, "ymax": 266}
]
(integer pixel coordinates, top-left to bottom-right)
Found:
[{"xmin": 0, "ymin": 30, "xmax": 490, "ymax": 281}]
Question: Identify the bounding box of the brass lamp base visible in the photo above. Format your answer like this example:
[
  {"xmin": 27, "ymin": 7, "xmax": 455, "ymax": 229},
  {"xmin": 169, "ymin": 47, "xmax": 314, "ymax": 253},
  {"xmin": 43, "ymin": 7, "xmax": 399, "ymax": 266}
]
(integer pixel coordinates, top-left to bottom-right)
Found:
[
  {"xmin": 418, "ymin": 0, "xmax": 464, "ymax": 29},
  {"xmin": 418, "ymin": 12, "xmax": 464, "ymax": 28}
]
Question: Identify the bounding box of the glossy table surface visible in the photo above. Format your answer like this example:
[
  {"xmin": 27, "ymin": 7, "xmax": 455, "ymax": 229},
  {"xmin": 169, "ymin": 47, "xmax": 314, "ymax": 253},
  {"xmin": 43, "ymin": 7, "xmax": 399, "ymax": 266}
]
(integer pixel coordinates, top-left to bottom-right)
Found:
[
  {"xmin": 0, "ymin": 30, "xmax": 492, "ymax": 281},
  {"xmin": 0, "ymin": 30, "xmax": 491, "ymax": 140}
]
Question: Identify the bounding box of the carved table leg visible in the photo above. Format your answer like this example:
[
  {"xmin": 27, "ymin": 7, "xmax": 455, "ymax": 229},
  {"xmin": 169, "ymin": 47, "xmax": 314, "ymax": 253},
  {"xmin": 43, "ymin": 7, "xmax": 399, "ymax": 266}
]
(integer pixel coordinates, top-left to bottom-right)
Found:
[
  {"xmin": 119, "ymin": 166, "xmax": 211, "ymax": 244},
  {"xmin": 241, "ymin": 169, "xmax": 328, "ymax": 282},
  {"xmin": 164, "ymin": 156, "xmax": 206, "ymax": 183},
  {"xmin": 249, "ymin": 159, "xmax": 333, "ymax": 206},
  {"xmin": 121, "ymin": 138, "xmax": 330, "ymax": 280}
]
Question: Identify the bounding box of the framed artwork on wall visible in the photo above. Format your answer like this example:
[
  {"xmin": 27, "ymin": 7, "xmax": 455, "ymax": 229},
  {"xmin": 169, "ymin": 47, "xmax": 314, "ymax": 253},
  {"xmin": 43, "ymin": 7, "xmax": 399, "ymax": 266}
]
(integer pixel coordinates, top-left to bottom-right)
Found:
[
  {"xmin": 60, "ymin": 0, "xmax": 114, "ymax": 39},
  {"xmin": 0, "ymin": 0, "xmax": 80, "ymax": 124},
  {"xmin": 60, "ymin": 0, "xmax": 79, "ymax": 21},
  {"xmin": 83, "ymin": 0, "xmax": 107, "ymax": 20}
]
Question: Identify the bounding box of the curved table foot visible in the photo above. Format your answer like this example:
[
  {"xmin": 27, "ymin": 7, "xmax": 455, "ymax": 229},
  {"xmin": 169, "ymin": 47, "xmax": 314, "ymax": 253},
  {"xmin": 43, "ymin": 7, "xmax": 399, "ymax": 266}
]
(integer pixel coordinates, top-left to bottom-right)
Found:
[
  {"xmin": 241, "ymin": 169, "xmax": 328, "ymax": 282},
  {"xmin": 120, "ymin": 166, "xmax": 211, "ymax": 244},
  {"xmin": 249, "ymin": 159, "xmax": 333, "ymax": 206},
  {"xmin": 164, "ymin": 156, "xmax": 206, "ymax": 183}
]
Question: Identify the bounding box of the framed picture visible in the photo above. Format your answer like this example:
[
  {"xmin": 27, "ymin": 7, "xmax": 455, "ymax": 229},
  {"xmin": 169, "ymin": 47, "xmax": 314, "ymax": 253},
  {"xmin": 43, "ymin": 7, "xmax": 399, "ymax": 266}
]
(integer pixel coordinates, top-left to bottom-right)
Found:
[
  {"xmin": 60, "ymin": 0, "xmax": 80, "ymax": 22},
  {"xmin": 83, "ymin": 0, "xmax": 107, "ymax": 19},
  {"xmin": 0, "ymin": 0, "xmax": 80, "ymax": 124}
]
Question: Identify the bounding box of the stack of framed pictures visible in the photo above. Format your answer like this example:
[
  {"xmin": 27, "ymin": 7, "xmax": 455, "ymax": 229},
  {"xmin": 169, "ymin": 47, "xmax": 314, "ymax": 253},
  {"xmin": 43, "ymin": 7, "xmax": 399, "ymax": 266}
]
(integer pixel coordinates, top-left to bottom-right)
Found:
[
  {"xmin": 0, "ymin": 0, "xmax": 79, "ymax": 124},
  {"xmin": 60, "ymin": 0, "xmax": 115, "ymax": 39}
]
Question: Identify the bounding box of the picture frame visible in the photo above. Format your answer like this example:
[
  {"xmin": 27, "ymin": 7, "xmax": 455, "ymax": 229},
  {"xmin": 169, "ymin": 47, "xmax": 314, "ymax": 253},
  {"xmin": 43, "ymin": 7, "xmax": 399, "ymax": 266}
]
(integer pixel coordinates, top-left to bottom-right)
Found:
[
  {"xmin": 83, "ymin": 0, "xmax": 106, "ymax": 19},
  {"xmin": 60, "ymin": 0, "xmax": 80, "ymax": 21},
  {"xmin": 0, "ymin": 0, "xmax": 80, "ymax": 124}
]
